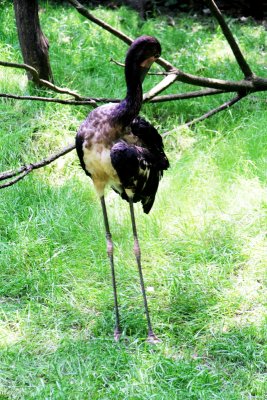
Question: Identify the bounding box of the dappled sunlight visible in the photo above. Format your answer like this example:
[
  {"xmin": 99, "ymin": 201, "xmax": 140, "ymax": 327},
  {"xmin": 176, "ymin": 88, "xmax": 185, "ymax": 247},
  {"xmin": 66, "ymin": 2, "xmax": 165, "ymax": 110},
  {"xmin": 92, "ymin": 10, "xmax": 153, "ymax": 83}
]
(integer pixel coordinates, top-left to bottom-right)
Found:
[
  {"xmin": 0, "ymin": 322, "xmax": 22, "ymax": 346},
  {"xmin": 224, "ymin": 177, "xmax": 266, "ymax": 217},
  {"xmin": 43, "ymin": 151, "xmax": 77, "ymax": 187},
  {"xmin": 204, "ymin": 37, "xmax": 235, "ymax": 63},
  {"xmin": 162, "ymin": 153, "xmax": 266, "ymax": 238},
  {"xmin": 221, "ymin": 232, "xmax": 267, "ymax": 329},
  {"xmin": 0, "ymin": 69, "xmax": 28, "ymax": 93},
  {"xmin": 158, "ymin": 149, "xmax": 266, "ymax": 342},
  {"xmin": 243, "ymin": 232, "xmax": 267, "ymax": 271},
  {"xmin": 163, "ymin": 126, "xmax": 197, "ymax": 158},
  {"xmin": 211, "ymin": 280, "xmax": 266, "ymax": 333}
]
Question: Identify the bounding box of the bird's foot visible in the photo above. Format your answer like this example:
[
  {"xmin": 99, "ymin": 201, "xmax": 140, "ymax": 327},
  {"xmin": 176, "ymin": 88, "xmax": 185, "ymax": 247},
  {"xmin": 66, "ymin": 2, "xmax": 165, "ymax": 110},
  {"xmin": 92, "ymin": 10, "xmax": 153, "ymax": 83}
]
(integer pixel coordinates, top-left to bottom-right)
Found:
[
  {"xmin": 114, "ymin": 328, "xmax": 121, "ymax": 342},
  {"xmin": 147, "ymin": 332, "xmax": 161, "ymax": 344}
]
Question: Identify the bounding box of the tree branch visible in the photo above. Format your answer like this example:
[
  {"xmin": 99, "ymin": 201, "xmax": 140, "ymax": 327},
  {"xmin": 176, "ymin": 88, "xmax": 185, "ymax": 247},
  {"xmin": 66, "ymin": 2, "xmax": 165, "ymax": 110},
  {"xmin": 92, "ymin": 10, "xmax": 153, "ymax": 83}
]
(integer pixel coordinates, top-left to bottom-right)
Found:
[
  {"xmin": 67, "ymin": 0, "xmax": 174, "ymax": 72},
  {"xmin": 175, "ymin": 70, "xmax": 261, "ymax": 92},
  {"xmin": 205, "ymin": 0, "xmax": 254, "ymax": 78},
  {"xmin": 150, "ymin": 88, "xmax": 226, "ymax": 102},
  {"xmin": 162, "ymin": 94, "xmax": 244, "ymax": 137},
  {"xmin": 143, "ymin": 73, "xmax": 179, "ymax": 101},
  {"xmin": 185, "ymin": 94, "xmax": 244, "ymax": 127},
  {"xmin": 0, "ymin": 89, "xmax": 229, "ymax": 106},
  {"xmin": 0, "ymin": 92, "xmax": 99, "ymax": 106},
  {"xmin": 149, "ymin": 69, "xmax": 267, "ymax": 92},
  {"xmin": 0, "ymin": 143, "xmax": 76, "ymax": 189},
  {"xmin": 4, "ymin": 1, "xmax": 265, "ymax": 110},
  {"xmin": 0, "ymin": 61, "xmax": 84, "ymax": 99},
  {"xmin": 0, "ymin": 168, "xmax": 34, "ymax": 189},
  {"xmin": 0, "ymin": 0, "xmax": 264, "ymax": 191},
  {"xmin": 68, "ymin": 0, "xmax": 132, "ymax": 45},
  {"xmin": 109, "ymin": 55, "xmax": 267, "ymax": 93},
  {"xmin": 185, "ymin": 94, "xmax": 243, "ymax": 127}
]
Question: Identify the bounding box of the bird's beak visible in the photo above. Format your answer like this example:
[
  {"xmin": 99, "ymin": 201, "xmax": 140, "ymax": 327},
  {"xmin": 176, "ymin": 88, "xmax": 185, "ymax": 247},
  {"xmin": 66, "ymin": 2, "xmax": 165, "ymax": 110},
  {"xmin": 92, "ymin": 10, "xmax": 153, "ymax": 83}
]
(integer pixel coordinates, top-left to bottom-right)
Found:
[
  {"xmin": 141, "ymin": 56, "xmax": 157, "ymax": 68},
  {"xmin": 139, "ymin": 66, "xmax": 150, "ymax": 83},
  {"xmin": 139, "ymin": 56, "xmax": 157, "ymax": 83}
]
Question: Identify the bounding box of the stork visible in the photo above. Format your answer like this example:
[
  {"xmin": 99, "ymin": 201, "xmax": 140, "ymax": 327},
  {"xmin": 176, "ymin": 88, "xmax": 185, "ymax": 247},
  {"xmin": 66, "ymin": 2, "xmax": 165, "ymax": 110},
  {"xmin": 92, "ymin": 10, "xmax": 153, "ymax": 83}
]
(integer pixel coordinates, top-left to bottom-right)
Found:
[{"xmin": 76, "ymin": 36, "xmax": 169, "ymax": 343}]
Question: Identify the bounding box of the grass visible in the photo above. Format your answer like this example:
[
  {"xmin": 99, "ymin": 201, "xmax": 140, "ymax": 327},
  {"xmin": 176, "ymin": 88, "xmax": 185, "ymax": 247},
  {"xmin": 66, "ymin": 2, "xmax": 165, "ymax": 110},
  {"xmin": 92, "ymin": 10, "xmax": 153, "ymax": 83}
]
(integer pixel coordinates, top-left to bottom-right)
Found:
[{"xmin": 0, "ymin": 1, "xmax": 267, "ymax": 399}]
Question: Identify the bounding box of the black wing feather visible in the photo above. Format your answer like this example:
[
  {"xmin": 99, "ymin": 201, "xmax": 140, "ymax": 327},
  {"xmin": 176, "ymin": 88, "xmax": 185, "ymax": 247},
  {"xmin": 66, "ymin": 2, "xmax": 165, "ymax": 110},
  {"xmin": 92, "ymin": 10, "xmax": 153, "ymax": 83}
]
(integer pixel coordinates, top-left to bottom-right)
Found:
[
  {"xmin": 131, "ymin": 116, "xmax": 169, "ymax": 171},
  {"xmin": 111, "ymin": 117, "xmax": 169, "ymax": 214}
]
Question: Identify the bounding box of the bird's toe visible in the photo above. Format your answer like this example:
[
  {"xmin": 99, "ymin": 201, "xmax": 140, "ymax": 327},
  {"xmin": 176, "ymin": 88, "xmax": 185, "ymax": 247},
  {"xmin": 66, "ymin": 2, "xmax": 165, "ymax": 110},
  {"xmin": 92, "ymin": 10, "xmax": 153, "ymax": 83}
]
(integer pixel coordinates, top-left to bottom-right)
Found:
[
  {"xmin": 146, "ymin": 332, "xmax": 161, "ymax": 345},
  {"xmin": 114, "ymin": 328, "xmax": 121, "ymax": 342}
]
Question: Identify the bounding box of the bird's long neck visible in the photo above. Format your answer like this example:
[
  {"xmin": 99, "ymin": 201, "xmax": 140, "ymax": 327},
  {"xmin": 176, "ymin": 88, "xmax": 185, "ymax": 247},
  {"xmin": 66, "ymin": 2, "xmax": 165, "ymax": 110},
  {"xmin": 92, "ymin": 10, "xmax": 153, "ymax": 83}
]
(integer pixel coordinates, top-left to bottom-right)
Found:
[{"xmin": 112, "ymin": 61, "xmax": 143, "ymax": 127}]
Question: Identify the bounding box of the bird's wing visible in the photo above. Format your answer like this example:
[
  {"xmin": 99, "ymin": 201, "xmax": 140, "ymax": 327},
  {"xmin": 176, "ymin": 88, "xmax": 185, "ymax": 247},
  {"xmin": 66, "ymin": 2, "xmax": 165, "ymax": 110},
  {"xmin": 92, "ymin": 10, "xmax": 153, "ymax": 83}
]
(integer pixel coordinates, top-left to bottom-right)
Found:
[
  {"xmin": 110, "ymin": 140, "xmax": 162, "ymax": 214},
  {"xmin": 130, "ymin": 116, "xmax": 169, "ymax": 171}
]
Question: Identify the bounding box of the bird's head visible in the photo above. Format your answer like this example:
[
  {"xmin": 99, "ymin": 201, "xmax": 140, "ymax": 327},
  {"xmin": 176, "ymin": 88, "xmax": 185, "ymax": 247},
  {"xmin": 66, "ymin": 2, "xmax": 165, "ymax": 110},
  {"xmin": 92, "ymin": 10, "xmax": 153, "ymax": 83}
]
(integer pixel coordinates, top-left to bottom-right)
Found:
[{"xmin": 125, "ymin": 36, "xmax": 161, "ymax": 83}]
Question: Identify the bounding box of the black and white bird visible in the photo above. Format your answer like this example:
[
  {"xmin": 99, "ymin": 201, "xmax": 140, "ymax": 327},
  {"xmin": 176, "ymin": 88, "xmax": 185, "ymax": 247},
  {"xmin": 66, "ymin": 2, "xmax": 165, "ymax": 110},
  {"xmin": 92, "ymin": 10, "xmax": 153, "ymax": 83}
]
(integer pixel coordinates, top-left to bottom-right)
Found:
[{"xmin": 76, "ymin": 36, "xmax": 169, "ymax": 343}]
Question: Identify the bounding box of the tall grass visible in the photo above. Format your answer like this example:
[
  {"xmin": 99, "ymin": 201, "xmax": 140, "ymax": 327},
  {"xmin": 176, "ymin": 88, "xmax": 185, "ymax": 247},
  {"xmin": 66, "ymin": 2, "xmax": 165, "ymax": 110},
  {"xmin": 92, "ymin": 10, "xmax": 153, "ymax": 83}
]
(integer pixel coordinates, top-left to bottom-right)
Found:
[{"xmin": 0, "ymin": 1, "xmax": 266, "ymax": 399}]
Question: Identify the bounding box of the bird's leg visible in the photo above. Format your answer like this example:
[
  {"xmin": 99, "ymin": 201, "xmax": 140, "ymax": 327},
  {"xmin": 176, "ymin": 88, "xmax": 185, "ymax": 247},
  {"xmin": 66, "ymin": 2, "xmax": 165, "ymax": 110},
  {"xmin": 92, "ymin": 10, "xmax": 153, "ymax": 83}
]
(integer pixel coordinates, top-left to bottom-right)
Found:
[
  {"xmin": 128, "ymin": 198, "xmax": 160, "ymax": 344},
  {"xmin": 100, "ymin": 196, "xmax": 121, "ymax": 341}
]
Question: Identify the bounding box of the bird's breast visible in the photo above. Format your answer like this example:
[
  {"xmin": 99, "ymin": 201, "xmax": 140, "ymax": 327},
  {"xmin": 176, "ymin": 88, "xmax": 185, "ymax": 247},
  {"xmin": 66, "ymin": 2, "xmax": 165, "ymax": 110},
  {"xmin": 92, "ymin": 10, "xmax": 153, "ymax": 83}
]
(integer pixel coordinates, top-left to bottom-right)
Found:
[{"xmin": 82, "ymin": 142, "xmax": 121, "ymax": 195}]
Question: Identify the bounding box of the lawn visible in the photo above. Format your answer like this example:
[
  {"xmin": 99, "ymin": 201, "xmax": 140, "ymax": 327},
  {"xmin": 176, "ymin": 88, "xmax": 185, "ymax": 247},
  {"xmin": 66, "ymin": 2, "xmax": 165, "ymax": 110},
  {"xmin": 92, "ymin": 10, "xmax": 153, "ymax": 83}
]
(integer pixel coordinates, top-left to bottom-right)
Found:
[{"xmin": 0, "ymin": 1, "xmax": 266, "ymax": 399}]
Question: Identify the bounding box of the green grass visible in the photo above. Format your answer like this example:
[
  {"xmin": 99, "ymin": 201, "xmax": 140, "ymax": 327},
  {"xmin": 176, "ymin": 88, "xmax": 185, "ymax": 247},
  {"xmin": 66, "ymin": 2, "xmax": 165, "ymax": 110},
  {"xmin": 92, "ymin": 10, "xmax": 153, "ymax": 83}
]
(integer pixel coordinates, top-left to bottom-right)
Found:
[{"xmin": 0, "ymin": 2, "xmax": 267, "ymax": 399}]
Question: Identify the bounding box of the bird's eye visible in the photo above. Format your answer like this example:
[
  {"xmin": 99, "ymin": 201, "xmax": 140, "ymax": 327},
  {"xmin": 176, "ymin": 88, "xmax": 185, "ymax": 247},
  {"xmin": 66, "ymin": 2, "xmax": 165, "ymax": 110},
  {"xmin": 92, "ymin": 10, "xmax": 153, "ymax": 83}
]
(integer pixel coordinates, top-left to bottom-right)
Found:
[{"xmin": 155, "ymin": 53, "xmax": 160, "ymax": 58}]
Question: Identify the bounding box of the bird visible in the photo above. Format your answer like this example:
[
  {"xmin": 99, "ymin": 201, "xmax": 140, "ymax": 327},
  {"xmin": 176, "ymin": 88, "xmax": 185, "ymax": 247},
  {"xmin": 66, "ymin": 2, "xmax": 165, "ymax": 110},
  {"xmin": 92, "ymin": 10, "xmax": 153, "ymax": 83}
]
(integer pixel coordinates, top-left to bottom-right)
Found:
[{"xmin": 76, "ymin": 35, "xmax": 169, "ymax": 343}]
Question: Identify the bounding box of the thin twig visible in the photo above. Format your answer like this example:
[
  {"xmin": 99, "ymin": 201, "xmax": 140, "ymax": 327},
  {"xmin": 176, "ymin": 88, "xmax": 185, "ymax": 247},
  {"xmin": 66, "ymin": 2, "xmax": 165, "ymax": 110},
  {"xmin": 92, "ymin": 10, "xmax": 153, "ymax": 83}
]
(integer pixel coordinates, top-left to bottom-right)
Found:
[
  {"xmin": 0, "ymin": 89, "xmax": 229, "ymax": 106},
  {"xmin": 150, "ymin": 88, "xmax": 226, "ymax": 102},
  {"xmin": 68, "ymin": 0, "xmax": 174, "ymax": 72},
  {"xmin": 162, "ymin": 94, "xmax": 244, "ymax": 137},
  {"xmin": 0, "ymin": 93, "xmax": 99, "ymax": 106},
  {"xmin": 110, "ymin": 58, "xmax": 125, "ymax": 68},
  {"xmin": 143, "ymin": 73, "xmax": 179, "ymax": 101},
  {"xmin": 0, "ymin": 168, "xmax": 33, "ymax": 189},
  {"xmin": 68, "ymin": 0, "xmax": 132, "ymax": 44},
  {"xmin": 184, "ymin": 94, "xmax": 244, "ymax": 128},
  {"xmin": 109, "ymin": 56, "xmax": 267, "ymax": 93},
  {"xmin": 0, "ymin": 60, "xmax": 84, "ymax": 99},
  {"xmin": 110, "ymin": 58, "xmax": 167, "ymax": 75},
  {"xmin": 0, "ymin": 143, "xmax": 76, "ymax": 189},
  {"xmin": 205, "ymin": 0, "xmax": 254, "ymax": 78}
]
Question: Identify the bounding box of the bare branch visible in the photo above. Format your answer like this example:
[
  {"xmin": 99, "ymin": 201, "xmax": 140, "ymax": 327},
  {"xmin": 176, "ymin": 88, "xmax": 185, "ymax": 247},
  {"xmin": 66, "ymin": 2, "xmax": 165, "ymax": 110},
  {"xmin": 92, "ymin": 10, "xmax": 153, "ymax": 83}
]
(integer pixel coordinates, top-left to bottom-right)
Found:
[
  {"xmin": 205, "ymin": 0, "xmax": 254, "ymax": 78},
  {"xmin": 144, "ymin": 69, "xmax": 267, "ymax": 100},
  {"xmin": 67, "ymin": 0, "xmax": 174, "ymax": 72},
  {"xmin": 110, "ymin": 58, "xmax": 125, "ymax": 68},
  {"xmin": 109, "ymin": 57, "xmax": 267, "ymax": 93},
  {"xmin": 143, "ymin": 73, "xmax": 179, "ymax": 101},
  {"xmin": 68, "ymin": 0, "xmax": 132, "ymax": 44},
  {"xmin": 162, "ymin": 94, "xmax": 244, "ymax": 137},
  {"xmin": 0, "ymin": 168, "xmax": 33, "ymax": 189},
  {"xmin": 109, "ymin": 57, "xmax": 179, "ymax": 99},
  {"xmin": 0, "ymin": 61, "xmax": 83, "ymax": 99},
  {"xmin": 150, "ymin": 88, "xmax": 226, "ymax": 102},
  {"xmin": 0, "ymin": 143, "xmax": 76, "ymax": 189},
  {"xmin": 185, "ymin": 94, "xmax": 244, "ymax": 127},
  {"xmin": 0, "ymin": 89, "xmax": 228, "ymax": 106},
  {"xmin": 0, "ymin": 60, "xmax": 40, "ymax": 80},
  {"xmin": 110, "ymin": 57, "xmax": 173, "ymax": 77},
  {"xmin": 174, "ymin": 70, "xmax": 264, "ymax": 92},
  {"xmin": 0, "ymin": 88, "xmax": 231, "ymax": 106},
  {"xmin": 0, "ymin": 92, "xmax": 99, "ymax": 106}
]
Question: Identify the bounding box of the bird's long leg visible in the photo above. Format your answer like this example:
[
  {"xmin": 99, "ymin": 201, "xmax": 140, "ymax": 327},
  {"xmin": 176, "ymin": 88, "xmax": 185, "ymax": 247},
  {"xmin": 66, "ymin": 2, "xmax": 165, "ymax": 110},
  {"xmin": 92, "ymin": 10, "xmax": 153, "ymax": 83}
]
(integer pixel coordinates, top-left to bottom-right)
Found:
[
  {"xmin": 100, "ymin": 196, "xmax": 121, "ymax": 341},
  {"xmin": 128, "ymin": 198, "xmax": 160, "ymax": 343}
]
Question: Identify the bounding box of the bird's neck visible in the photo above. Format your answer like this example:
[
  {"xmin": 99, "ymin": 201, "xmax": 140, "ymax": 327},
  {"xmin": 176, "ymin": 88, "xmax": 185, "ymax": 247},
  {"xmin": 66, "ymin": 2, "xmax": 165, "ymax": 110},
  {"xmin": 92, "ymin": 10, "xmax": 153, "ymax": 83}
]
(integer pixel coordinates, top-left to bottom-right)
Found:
[{"xmin": 112, "ymin": 63, "xmax": 143, "ymax": 127}]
